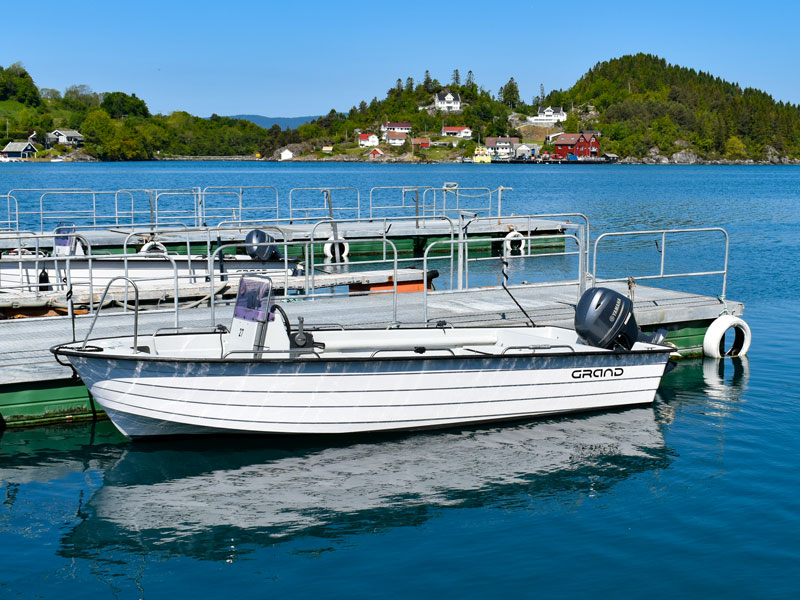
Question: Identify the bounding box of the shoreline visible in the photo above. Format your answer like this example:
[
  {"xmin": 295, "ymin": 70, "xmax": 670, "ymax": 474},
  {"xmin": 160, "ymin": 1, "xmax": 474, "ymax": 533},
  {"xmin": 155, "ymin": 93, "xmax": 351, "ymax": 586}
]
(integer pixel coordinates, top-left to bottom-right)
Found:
[{"xmin": 7, "ymin": 155, "xmax": 800, "ymax": 165}]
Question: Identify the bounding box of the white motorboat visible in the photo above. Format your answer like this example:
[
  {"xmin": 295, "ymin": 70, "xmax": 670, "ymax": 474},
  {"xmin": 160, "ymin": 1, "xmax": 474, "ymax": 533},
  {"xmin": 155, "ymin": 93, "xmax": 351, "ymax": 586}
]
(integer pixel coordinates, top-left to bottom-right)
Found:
[{"xmin": 52, "ymin": 278, "xmax": 673, "ymax": 439}]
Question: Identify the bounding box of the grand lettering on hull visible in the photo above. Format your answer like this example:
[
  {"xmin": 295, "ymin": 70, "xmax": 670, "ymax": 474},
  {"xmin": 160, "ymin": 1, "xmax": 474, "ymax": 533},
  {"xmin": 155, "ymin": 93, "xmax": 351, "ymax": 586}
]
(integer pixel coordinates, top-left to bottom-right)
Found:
[{"xmin": 571, "ymin": 367, "xmax": 625, "ymax": 379}]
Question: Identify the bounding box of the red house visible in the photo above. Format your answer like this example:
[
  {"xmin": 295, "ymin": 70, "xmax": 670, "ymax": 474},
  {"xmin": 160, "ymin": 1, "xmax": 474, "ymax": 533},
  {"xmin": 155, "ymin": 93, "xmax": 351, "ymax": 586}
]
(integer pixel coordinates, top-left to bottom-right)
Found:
[
  {"xmin": 553, "ymin": 133, "xmax": 599, "ymax": 159},
  {"xmin": 412, "ymin": 137, "xmax": 431, "ymax": 149}
]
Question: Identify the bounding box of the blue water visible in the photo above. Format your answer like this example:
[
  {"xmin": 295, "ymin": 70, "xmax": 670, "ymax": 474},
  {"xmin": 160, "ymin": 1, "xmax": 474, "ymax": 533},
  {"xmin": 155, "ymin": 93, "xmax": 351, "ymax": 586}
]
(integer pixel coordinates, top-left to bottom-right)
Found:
[{"xmin": 1, "ymin": 163, "xmax": 799, "ymax": 598}]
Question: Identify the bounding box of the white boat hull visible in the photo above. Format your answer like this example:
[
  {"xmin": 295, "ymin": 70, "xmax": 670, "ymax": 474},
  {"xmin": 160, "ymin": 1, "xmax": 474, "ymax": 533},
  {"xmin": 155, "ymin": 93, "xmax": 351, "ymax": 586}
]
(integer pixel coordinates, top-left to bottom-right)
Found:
[
  {"xmin": 0, "ymin": 255, "xmax": 292, "ymax": 293},
  {"xmin": 69, "ymin": 350, "xmax": 669, "ymax": 438}
]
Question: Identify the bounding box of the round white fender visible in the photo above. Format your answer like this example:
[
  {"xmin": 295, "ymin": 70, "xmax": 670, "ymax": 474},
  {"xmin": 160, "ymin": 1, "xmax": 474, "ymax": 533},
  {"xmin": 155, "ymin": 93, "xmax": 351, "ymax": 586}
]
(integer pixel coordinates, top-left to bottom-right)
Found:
[
  {"xmin": 140, "ymin": 241, "xmax": 168, "ymax": 254},
  {"xmin": 324, "ymin": 236, "xmax": 349, "ymax": 260},
  {"xmin": 703, "ymin": 315, "xmax": 751, "ymax": 358},
  {"xmin": 504, "ymin": 230, "xmax": 525, "ymax": 255}
]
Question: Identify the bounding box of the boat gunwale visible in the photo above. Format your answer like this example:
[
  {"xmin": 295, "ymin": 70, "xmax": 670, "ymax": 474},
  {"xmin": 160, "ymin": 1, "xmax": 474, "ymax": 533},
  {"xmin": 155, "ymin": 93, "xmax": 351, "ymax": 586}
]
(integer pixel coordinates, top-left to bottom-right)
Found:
[{"xmin": 51, "ymin": 333, "xmax": 673, "ymax": 366}]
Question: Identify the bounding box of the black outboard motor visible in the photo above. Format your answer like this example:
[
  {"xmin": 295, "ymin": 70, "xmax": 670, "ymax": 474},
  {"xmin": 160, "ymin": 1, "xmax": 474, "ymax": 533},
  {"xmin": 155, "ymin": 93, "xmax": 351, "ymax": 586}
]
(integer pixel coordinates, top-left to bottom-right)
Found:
[
  {"xmin": 245, "ymin": 229, "xmax": 279, "ymax": 261},
  {"xmin": 575, "ymin": 287, "xmax": 665, "ymax": 351}
]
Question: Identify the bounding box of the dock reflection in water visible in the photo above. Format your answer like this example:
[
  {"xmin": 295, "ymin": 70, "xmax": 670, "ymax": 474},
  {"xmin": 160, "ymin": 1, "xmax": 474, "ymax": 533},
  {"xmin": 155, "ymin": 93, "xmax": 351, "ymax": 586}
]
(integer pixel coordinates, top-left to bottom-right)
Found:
[{"xmin": 56, "ymin": 408, "xmax": 669, "ymax": 562}]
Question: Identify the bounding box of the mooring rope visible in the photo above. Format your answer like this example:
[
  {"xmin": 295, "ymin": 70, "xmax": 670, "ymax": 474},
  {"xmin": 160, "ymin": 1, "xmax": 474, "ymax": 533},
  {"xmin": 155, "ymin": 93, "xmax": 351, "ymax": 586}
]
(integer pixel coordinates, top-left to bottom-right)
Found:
[{"xmin": 501, "ymin": 254, "xmax": 535, "ymax": 327}]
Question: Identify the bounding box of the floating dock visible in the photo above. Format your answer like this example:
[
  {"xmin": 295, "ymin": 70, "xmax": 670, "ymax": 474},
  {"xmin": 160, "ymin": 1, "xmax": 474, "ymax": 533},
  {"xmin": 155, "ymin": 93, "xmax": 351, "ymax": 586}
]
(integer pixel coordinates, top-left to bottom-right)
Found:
[{"xmin": 0, "ymin": 184, "xmax": 745, "ymax": 429}]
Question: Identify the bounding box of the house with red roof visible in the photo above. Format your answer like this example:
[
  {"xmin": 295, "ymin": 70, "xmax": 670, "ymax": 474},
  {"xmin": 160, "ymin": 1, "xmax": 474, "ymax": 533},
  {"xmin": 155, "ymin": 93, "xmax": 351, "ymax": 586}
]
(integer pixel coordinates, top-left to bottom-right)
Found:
[
  {"xmin": 381, "ymin": 122, "xmax": 412, "ymax": 140},
  {"xmin": 412, "ymin": 138, "xmax": 431, "ymax": 149},
  {"xmin": 358, "ymin": 133, "xmax": 379, "ymax": 148},
  {"xmin": 485, "ymin": 137, "xmax": 519, "ymax": 158},
  {"xmin": 553, "ymin": 133, "xmax": 599, "ymax": 159},
  {"xmin": 441, "ymin": 126, "xmax": 472, "ymax": 139},
  {"xmin": 387, "ymin": 131, "xmax": 408, "ymax": 146}
]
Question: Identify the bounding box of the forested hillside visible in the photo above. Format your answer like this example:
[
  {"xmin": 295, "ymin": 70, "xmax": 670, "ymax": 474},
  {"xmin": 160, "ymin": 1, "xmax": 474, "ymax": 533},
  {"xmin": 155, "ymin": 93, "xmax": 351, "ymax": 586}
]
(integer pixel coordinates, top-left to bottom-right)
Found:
[
  {"xmin": 2, "ymin": 55, "xmax": 799, "ymax": 162},
  {"xmin": 0, "ymin": 62, "xmax": 299, "ymax": 160},
  {"xmin": 544, "ymin": 54, "xmax": 800, "ymax": 160}
]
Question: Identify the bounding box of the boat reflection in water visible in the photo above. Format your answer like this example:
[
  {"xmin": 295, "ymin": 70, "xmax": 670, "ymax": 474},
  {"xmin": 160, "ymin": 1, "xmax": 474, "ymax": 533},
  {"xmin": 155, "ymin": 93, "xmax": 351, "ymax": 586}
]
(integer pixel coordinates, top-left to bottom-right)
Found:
[{"xmin": 60, "ymin": 407, "xmax": 669, "ymax": 561}]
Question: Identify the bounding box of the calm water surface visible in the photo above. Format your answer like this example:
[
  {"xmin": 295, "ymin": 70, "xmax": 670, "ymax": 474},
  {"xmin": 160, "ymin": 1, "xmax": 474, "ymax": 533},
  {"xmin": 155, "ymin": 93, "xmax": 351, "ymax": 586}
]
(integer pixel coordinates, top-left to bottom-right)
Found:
[{"xmin": 1, "ymin": 163, "xmax": 798, "ymax": 598}]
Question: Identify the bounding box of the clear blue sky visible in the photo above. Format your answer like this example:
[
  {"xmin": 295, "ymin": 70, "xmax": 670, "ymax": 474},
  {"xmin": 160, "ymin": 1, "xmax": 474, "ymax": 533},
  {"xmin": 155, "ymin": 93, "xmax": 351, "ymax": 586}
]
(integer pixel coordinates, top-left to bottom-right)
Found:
[{"xmin": 3, "ymin": 1, "xmax": 798, "ymax": 117}]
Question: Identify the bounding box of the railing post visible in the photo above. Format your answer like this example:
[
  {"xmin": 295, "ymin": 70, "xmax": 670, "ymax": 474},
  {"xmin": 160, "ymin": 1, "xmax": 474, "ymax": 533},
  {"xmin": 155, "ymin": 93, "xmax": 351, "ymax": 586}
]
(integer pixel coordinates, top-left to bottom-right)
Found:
[{"xmin": 578, "ymin": 224, "xmax": 587, "ymax": 298}]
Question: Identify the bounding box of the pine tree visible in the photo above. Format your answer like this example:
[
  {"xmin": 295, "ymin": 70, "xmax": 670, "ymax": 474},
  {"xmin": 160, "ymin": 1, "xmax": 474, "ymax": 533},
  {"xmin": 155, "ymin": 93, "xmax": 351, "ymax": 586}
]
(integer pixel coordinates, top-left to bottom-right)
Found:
[
  {"xmin": 502, "ymin": 78, "xmax": 520, "ymax": 109},
  {"xmin": 423, "ymin": 70, "xmax": 433, "ymax": 92},
  {"xmin": 452, "ymin": 69, "xmax": 461, "ymax": 87}
]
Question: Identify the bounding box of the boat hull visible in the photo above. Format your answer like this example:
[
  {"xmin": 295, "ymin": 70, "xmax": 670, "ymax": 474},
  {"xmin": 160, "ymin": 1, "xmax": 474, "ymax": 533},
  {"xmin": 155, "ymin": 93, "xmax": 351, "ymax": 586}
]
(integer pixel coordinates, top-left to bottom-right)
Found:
[{"xmin": 68, "ymin": 351, "xmax": 669, "ymax": 438}]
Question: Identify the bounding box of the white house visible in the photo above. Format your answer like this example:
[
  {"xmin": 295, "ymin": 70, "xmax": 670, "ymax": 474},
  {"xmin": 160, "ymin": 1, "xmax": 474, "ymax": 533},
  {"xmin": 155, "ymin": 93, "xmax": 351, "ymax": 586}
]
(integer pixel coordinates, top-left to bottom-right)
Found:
[
  {"xmin": 380, "ymin": 122, "xmax": 412, "ymax": 140},
  {"xmin": 527, "ymin": 106, "xmax": 567, "ymax": 126},
  {"xmin": 47, "ymin": 129, "xmax": 84, "ymax": 147},
  {"xmin": 441, "ymin": 126, "xmax": 472, "ymax": 138},
  {"xmin": 279, "ymin": 149, "xmax": 294, "ymax": 161},
  {"xmin": 435, "ymin": 91, "xmax": 461, "ymax": 112},
  {"xmin": 485, "ymin": 137, "xmax": 519, "ymax": 158},
  {"xmin": 387, "ymin": 132, "xmax": 407, "ymax": 146},
  {"xmin": 358, "ymin": 133, "xmax": 379, "ymax": 147}
]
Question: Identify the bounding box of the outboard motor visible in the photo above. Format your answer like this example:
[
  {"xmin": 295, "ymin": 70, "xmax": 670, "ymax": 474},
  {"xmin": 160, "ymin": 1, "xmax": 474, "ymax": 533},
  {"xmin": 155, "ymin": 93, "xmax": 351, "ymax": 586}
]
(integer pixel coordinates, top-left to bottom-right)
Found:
[
  {"xmin": 575, "ymin": 287, "xmax": 666, "ymax": 351},
  {"xmin": 245, "ymin": 229, "xmax": 279, "ymax": 261}
]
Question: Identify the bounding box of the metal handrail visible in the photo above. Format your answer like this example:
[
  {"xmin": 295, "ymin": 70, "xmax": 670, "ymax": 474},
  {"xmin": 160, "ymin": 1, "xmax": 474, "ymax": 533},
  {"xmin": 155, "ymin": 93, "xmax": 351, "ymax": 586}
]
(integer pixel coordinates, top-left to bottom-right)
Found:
[
  {"xmin": 0, "ymin": 193, "xmax": 20, "ymax": 231},
  {"xmin": 222, "ymin": 347, "xmax": 321, "ymax": 359},
  {"xmin": 422, "ymin": 233, "xmax": 584, "ymax": 322},
  {"xmin": 80, "ymin": 276, "xmax": 140, "ymax": 351},
  {"xmin": 370, "ymin": 347, "xmax": 456, "ymax": 358},
  {"xmin": 202, "ymin": 186, "xmax": 280, "ymax": 226},
  {"xmin": 421, "ymin": 185, "xmax": 495, "ymax": 217},
  {"xmin": 501, "ymin": 344, "xmax": 576, "ymax": 355},
  {"xmin": 592, "ymin": 227, "xmax": 729, "ymax": 299},
  {"xmin": 469, "ymin": 212, "xmax": 590, "ymax": 266},
  {"xmin": 288, "ymin": 187, "xmax": 361, "ymax": 222},
  {"xmin": 368, "ymin": 186, "xmax": 436, "ymax": 220}
]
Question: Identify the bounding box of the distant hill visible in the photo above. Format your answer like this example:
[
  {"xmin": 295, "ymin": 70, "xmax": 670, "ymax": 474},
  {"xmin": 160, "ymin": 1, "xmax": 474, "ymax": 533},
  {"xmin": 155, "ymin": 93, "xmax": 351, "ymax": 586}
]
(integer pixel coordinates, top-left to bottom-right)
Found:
[
  {"xmin": 543, "ymin": 53, "xmax": 800, "ymax": 159},
  {"xmin": 228, "ymin": 114, "xmax": 320, "ymax": 130}
]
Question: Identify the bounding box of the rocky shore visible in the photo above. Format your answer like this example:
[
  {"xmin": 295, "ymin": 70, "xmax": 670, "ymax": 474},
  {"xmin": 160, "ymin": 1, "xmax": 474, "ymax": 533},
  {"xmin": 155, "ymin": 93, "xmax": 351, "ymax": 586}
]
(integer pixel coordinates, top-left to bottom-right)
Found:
[{"xmin": 619, "ymin": 144, "xmax": 800, "ymax": 165}]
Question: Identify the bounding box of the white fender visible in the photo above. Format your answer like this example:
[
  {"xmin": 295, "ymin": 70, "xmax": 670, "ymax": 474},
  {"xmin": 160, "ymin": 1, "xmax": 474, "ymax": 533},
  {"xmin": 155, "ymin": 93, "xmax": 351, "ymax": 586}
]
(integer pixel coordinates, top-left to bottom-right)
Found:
[
  {"xmin": 703, "ymin": 315, "xmax": 751, "ymax": 358},
  {"xmin": 504, "ymin": 230, "xmax": 525, "ymax": 255},
  {"xmin": 140, "ymin": 241, "xmax": 168, "ymax": 254},
  {"xmin": 324, "ymin": 236, "xmax": 349, "ymax": 260}
]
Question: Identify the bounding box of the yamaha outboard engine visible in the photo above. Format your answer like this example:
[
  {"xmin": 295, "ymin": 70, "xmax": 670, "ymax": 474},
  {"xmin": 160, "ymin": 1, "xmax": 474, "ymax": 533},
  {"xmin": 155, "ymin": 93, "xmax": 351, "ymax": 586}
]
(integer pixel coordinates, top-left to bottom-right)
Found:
[
  {"xmin": 245, "ymin": 229, "xmax": 279, "ymax": 261},
  {"xmin": 575, "ymin": 287, "xmax": 665, "ymax": 351}
]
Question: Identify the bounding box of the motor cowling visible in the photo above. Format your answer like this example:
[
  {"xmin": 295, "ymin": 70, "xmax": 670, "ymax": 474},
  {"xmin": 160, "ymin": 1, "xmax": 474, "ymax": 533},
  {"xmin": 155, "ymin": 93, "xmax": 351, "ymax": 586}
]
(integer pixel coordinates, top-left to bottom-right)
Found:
[
  {"xmin": 574, "ymin": 287, "xmax": 641, "ymax": 351},
  {"xmin": 245, "ymin": 229, "xmax": 278, "ymax": 261}
]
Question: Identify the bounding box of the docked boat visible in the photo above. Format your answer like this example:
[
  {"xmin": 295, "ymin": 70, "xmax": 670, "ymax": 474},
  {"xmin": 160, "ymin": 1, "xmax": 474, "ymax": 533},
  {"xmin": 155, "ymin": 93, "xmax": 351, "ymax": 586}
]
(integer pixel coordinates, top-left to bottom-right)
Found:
[
  {"xmin": 0, "ymin": 227, "xmax": 300, "ymax": 297},
  {"xmin": 52, "ymin": 278, "xmax": 673, "ymax": 439},
  {"xmin": 473, "ymin": 146, "xmax": 491, "ymax": 163}
]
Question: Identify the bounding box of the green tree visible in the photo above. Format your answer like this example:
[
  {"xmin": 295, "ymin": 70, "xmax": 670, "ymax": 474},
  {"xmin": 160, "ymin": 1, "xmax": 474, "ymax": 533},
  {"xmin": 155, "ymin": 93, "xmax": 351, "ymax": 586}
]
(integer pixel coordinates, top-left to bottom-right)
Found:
[
  {"xmin": 423, "ymin": 70, "xmax": 433, "ymax": 92},
  {"xmin": 81, "ymin": 108, "xmax": 116, "ymax": 156},
  {"xmin": 501, "ymin": 77, "xmax": 520, "ymax": 108},
  {"xmin": 724, "ymin": 135, "xmax": 747, "ymax": 159},
  {"xmin": 563, "ymin": 112, "xmax": 579, "ymax": 133},
  {"xmin": 63, "ymin": 84, "xmax": 101, "ymax": 109},
  {"xmin": 101, "ymin": 91, "xmax": 150, "ymax": 118}
]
